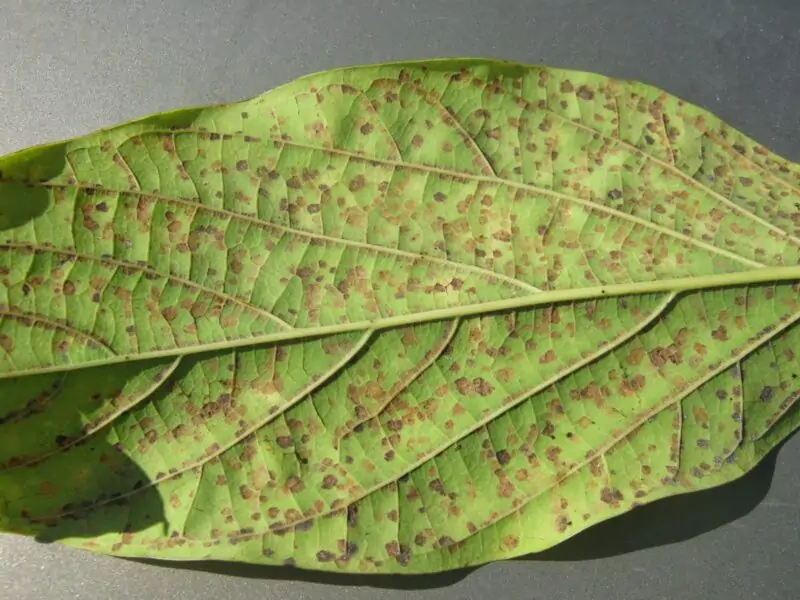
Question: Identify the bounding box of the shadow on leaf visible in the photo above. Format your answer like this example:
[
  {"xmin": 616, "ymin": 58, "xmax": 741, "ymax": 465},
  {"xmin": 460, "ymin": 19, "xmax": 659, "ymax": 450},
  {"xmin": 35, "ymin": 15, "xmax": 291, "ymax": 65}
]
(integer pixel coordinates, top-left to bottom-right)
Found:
[
  {"xmin": 0, "ymin": 366, "xmax": 168, "ymax": 546},
  {"xmin": 0, "ymin": 140, "xmax": 73, "ymax": 230},
  {"xmin": 0, "ymin": 181, "xmax": 51, "ymax": 231},
  {"xmin": 30, "ymin": 444, "xmax": 168, "ymax": 545}
]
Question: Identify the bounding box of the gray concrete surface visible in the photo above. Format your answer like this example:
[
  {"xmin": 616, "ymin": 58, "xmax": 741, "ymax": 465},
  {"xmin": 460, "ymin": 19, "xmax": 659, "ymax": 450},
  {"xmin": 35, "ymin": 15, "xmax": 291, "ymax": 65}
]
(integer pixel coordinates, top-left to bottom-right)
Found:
[{"xmin": 1, "ymin": 1, "xmax": 798, "ymax": 599}]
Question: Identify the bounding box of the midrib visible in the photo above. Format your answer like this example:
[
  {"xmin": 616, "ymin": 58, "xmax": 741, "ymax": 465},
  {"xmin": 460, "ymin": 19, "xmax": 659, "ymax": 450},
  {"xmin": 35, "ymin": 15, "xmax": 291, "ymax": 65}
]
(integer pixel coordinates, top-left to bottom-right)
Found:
[{"xmin": 1, "ymin": 266, "xmax": 799, "ymax": 378}]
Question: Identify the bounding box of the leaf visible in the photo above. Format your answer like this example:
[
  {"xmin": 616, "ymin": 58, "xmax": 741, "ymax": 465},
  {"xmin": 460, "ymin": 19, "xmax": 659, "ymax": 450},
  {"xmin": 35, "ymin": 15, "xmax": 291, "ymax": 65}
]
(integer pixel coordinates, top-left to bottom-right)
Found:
[{"xmin": 1, "ymin": 58, "xmax": 799, "ymax": 574}]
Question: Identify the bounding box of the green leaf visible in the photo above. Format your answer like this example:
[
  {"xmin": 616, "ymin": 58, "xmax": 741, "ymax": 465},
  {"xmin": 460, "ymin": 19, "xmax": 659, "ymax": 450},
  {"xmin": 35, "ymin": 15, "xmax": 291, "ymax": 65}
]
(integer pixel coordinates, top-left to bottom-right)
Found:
[{"xmin": 1, "ymin": 58, "xmax": 799, "ymax": 574}]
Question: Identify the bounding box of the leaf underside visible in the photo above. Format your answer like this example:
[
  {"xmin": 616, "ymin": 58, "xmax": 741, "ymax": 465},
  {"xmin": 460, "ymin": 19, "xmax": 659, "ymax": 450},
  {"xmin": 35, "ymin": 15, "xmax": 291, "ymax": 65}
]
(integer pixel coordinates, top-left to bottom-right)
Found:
[{"xmin": 1, "ymin": 58, "xmax": 799, "ymax": 574}]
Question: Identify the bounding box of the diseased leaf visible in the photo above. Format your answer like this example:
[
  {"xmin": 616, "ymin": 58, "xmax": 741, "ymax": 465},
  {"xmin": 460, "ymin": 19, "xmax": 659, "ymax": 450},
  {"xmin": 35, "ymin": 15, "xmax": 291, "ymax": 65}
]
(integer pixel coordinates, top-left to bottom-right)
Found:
[{"xmin": 1, "ymin": 58, "xmax": 799, "ymax": 574}]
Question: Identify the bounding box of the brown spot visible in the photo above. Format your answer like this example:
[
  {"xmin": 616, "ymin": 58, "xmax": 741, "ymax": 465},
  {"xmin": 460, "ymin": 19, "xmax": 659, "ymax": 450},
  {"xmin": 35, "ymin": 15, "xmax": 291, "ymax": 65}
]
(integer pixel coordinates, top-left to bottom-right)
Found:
[
  {"xmin": 0, "ymin": 334, "xmax": 14, "ymax": 353},
  {"xmin": 454, "ymin": 377, "xmax": 472, "ymax": 395},
  {"xmin": 589, "ymin": 459, "xmax": 604, "ymax": 478},
  {"xmin": 321, "ymin": 474, "xmax": 338, "ymax": 490},
  {"xmin": 502, "ymin": 535, "xmax": 519, "ymax": 550},
  {"xmin": 276, "ymin": 436, "xmax": 293, "ymax": 449},
  {"xmin": 545, "ymin": 446, "xmax": 562, "ymax": 463},
  {"xmin": 360, "ymin": 123, "xmax": 374, "ymax": 135},
  {"xmin": 626, "ymin": 347, "xmax": 646, "ymax": 367},
  {"xmin": 429, "ymin": 479, "xmax": 446, "ymax": 496},
  {"xmin": 693, "ymin": 405, "xmax": 710, "ymax": 426},
  {"xmin": 712, "ymin": 325, "xmax": 729, "ymax": 341},
  {"xmin": 347, "ymin": 505, "xmax": 358, "ymax": 527},
  {"xmin": 649, "ymin": 346, "xmax": 681, "ymax": 368},
  {"xmin": 600, "ymin": 487, "xmax": 624, "ymax": 506},
  {"xmin": 620, "ymin": 374, "xmax": 646, "ymax": 397},
  {"xmin": 316, "ymin": 550, "xmax": 335, "ymax": 562},
  {"xmin": 306, "ymin": 121, "xmax": 326, "ymax": 138},
  {"xmin": 387, "ymin": 419, "xmax": 403, "ymax": 431},
  {"xmin": 556, "ymin": 515, "xmax": 571, "ymax": 533},
  {"xmin": 341, "ymin": 540, "xmax": 358, "ymax": 558},
  {"xmin": 539, "ymin": 350, "xmax": 556, "ymax": 364},
  {"xmin": 236, "ymin": 160, "xmax": 248, "ymax": 171},
  {"xmin": 433, "ymin": 192, "xmax": 447, "ymax": 203},
  {"xmin": 411, "ymin": 135, "xmax": 424, "ymax": 148},
  {"xmin": 496, "ymin": 449, "xmax": 511, "ymax": 465},
  {"xmin": 286, "ymin": 475, "xmax": 304, "ymax": 493},
  {"xmin": 201, "ymin": 402, "xmax": 220, "ymax": 418},
  {"xmin": 497, "ymin": 479, "xmax": 515, "ymax": 498},
  {"xmin": 472, "ymin": 377, "xmax": 495, "ymax": 396},
  {"xmin": 760, "ymin": 386, "xmax": 774, "ymax": 403},
  {"xmin": 348, "ymin": 175, "xmax": 366, "ymax": 192}
]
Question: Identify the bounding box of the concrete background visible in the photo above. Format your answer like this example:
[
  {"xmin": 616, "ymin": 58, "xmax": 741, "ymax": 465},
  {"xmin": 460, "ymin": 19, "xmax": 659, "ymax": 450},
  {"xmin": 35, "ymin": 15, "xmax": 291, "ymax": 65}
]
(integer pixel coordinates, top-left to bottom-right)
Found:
[{"xmin": 1, "ymin": 1, "xmax": 798, "ymax": 598}]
